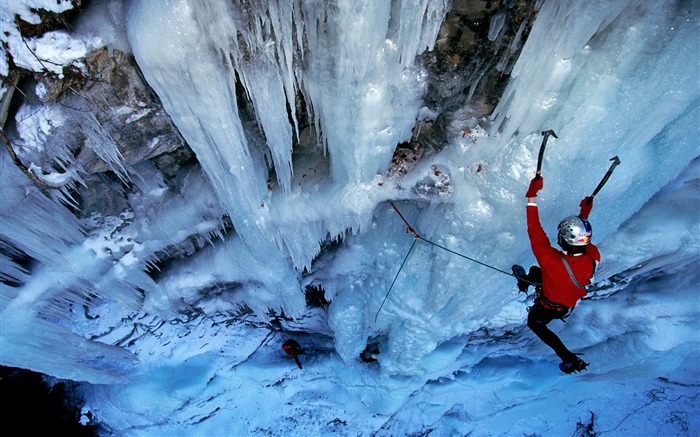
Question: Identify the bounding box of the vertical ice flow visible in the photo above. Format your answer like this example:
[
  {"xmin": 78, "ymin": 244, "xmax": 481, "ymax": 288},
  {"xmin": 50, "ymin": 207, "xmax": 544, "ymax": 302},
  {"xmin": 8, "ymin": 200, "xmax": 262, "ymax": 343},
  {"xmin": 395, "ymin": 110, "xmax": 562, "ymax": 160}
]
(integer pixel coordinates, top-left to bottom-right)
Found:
[
  {"xmin": 125, "ymin": 0, "xmax": 450, "ymax": 276},
  {"xmin": 488, "ymin": 0, "xmax": 699, "ymax": 243}
]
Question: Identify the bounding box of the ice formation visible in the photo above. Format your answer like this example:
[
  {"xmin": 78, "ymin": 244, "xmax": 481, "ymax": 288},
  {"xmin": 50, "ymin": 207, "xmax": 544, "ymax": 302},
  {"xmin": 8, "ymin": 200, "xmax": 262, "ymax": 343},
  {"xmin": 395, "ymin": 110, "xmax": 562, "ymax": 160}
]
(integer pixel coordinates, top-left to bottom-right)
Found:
[{"xmin": 0, "ymin": 0, "xmax": 698, "ymax": 434}]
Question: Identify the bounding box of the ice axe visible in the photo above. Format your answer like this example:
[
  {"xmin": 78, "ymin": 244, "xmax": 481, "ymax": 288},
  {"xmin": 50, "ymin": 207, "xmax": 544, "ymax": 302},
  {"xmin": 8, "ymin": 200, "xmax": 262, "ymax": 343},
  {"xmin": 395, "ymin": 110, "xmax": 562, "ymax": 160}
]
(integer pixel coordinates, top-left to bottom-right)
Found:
[
  {"xmin": 535, "ymin": 129, "xmax": 558, "ymax": 178},
  {"xmin": 590, "ymin": 156, "xmax": 621, "ymax": 198}
]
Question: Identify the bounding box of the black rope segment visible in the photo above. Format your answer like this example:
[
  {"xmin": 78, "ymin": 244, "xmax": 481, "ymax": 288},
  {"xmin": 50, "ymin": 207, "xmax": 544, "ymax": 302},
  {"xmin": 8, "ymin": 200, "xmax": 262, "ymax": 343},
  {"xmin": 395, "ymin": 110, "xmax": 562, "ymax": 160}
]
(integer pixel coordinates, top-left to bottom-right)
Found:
[
  {"xmin": 417, "ymin": 236, "xmax": 514, "ymax": 277},
  {"xmin": 375, "ymin": 238, "xmax": 418, "ymax": 322},
  {"xmin": 395, "ymin": 202, "xmax": 543, "ymax": 277},
  {"xmin": 375, "ymin": 202, "xmax": 542, "ymax": 322}
]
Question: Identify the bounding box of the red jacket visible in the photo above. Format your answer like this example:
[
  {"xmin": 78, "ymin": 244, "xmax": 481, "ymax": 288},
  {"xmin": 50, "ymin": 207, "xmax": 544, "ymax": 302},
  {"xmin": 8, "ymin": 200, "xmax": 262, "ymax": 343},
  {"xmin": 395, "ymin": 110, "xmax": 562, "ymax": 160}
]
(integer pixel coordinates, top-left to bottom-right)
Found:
[{"xmin": 527, "ymin": 204, "xmax": 600, "ymax": 308}]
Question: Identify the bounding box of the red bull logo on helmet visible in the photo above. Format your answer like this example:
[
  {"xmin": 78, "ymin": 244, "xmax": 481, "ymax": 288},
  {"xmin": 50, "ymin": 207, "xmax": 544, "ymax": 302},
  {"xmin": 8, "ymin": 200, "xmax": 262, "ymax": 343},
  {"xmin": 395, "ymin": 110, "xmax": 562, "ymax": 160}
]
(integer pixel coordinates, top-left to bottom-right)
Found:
[{"xmin": 575, "ymin": 234, "xmax": 591, "ymax": 245}]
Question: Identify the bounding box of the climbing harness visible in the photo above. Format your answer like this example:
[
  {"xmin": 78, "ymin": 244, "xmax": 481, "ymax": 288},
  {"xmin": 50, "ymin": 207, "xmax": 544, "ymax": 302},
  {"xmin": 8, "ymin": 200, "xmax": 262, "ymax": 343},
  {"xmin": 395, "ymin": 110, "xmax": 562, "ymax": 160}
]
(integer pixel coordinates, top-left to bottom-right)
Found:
[
  {"xmin": 375, "ymin": 202, "xmax": 537, "ymax": 321},
  {"xmin": 529, "ymin": 290, "xmax": 573, "ymax": 320}
]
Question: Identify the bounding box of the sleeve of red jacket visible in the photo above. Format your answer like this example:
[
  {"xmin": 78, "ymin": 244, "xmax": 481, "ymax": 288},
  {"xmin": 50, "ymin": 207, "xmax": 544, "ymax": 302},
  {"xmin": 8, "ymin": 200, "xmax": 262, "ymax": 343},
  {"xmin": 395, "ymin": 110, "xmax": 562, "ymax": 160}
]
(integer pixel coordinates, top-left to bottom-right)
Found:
[{"xmin": 526, "ymin": 204, "xmax": 554, "ymax": 262}]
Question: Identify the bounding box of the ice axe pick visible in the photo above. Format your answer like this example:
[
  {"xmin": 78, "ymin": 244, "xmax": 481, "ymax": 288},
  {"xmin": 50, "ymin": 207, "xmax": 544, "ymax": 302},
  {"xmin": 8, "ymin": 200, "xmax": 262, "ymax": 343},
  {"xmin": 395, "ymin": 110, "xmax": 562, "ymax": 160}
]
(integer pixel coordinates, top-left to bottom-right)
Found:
[
  {"xmin": 591, "ymin": 156, "xmax": 621, "ymax": 198},
  {"xmin": 535, "ymin": 129, "xmax": 558, "ymax": 178}
]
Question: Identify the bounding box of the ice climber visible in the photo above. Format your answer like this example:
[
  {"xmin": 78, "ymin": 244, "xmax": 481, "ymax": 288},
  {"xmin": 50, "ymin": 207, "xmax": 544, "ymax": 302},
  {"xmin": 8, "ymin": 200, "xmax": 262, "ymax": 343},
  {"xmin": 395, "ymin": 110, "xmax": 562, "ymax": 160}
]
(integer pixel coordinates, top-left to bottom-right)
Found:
[
  {"xmin": 282, "ymin": 339, "xmax": 304, "ymax": 369},
  {"xmin": 514, "ymin": 175, "xmax": 600, "ymax": 374},
  {"xmin": 359, "ymin": 341, "xmax": 380, "ymax": 363}
]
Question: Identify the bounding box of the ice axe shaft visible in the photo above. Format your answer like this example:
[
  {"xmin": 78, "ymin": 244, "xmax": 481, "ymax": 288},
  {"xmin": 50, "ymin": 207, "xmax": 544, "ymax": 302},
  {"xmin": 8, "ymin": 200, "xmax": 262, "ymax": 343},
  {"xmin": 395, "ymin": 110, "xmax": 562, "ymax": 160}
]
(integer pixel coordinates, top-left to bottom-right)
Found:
[
  {"xmin": 591, "ymin": 156, "xmax": 621, "ymax": 197},
  {"xmin": 536, "ymin": 130, "xmax": 558, "ymax": 177}
]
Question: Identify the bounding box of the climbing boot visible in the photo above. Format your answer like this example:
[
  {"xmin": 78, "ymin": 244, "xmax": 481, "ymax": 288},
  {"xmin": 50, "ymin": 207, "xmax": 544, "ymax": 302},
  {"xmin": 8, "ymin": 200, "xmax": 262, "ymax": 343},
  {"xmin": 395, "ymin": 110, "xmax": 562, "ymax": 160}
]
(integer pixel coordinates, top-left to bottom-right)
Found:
[
  {"xmin": 559, "ymin": 357, "xmax": 589, "ymax": 374},
  {"xmin": 511, "ymin": 265, "xmax": 530, "ymax": 292}
]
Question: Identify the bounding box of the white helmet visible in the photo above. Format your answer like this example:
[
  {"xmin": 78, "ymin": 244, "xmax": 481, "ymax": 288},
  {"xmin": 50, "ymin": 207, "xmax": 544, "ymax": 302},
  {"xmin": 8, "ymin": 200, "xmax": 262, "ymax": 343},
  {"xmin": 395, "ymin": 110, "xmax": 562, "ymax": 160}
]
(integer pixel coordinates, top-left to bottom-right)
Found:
[{"xmin": 557, "ymin": 216, "xmax": 592, "ymax": 246}]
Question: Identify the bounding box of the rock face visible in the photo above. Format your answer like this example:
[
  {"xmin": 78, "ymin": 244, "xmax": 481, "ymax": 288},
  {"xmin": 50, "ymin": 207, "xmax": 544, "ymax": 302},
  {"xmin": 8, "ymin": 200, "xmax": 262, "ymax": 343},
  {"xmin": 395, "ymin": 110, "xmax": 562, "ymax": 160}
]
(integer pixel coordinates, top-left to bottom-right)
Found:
[
  {"xmin": 23, "ymin": 46, "xmax": 194, "ymax": 218},
  {"xmin": 414, "ymin": 0, "xmax": 537, "ymax": 153},
  {"xmin": 74, "ymin": 47, "xmax": 190, "ymax": 176}
]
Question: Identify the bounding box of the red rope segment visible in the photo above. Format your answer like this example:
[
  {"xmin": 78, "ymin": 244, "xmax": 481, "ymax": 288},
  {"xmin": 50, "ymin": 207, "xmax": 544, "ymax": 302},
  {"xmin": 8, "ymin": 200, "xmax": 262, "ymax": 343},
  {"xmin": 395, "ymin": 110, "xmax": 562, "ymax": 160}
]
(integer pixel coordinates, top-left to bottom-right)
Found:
[{"xmin": 390, "ymin": 202, "xmax": 420, "ymax": 239}]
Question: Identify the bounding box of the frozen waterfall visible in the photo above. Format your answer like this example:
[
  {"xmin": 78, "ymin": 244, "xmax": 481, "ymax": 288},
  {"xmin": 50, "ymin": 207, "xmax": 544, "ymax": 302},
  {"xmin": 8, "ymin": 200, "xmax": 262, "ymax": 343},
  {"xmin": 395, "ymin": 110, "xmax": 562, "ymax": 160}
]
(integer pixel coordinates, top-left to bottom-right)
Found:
[
  {"xmin": 125, "ymin": 0, "xmax": 448, "ymax": 271},
  {"xmin": 0, "ymin": 0, "xmax": 698, "ymax": 434}
]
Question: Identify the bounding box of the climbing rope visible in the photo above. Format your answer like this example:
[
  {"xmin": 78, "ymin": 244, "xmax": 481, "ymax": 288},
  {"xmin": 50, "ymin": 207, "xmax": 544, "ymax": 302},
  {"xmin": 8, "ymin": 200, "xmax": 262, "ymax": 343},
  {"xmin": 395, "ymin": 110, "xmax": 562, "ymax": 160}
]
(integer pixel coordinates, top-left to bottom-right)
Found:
[
  {"xmin": 375, "ymin": 238, "xmax": 417, "ymax": 322},
  {"xmin": 390, "ymin": 202, "xmax": 516, "ymax": 276},
  {"xmin": 374, "ymin": 202, "xmax": 538, "ymax": 322},
  {"xmin": 418, "ymin": 237, "xmax": 514, "ymax": 277}
]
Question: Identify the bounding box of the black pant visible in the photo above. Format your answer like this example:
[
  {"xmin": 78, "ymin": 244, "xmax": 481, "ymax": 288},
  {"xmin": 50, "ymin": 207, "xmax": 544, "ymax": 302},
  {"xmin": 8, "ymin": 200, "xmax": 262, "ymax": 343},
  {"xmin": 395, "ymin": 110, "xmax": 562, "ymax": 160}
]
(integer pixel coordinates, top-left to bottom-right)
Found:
[{"xmin": 527, "ymin": 304, "xmax": 576, "ymax": 362}]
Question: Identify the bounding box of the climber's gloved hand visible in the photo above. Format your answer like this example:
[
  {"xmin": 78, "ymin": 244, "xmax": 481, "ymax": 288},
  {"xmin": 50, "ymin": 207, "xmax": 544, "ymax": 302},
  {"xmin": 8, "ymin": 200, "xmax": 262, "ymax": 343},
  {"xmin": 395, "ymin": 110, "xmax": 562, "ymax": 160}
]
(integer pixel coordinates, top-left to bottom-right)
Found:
[
  {"xmin": 525, "ymin": 176, "xmax": 543, "ymax": 198},
  {"xmin": 579, "ymin": 196, "xmax": 594, "ymax": 219}
]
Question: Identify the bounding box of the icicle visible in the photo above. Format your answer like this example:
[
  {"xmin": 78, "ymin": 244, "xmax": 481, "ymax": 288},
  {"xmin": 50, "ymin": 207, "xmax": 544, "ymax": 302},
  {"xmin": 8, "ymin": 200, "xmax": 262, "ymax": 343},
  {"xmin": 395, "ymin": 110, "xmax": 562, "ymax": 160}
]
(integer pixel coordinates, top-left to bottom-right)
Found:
[
  {"xmin": 79, "ymin": 111, "xmax": 130, "ymax": 183},
  {"xmin": 0, "ymin": 161, "xmax": 84, "ymax": 268},
  {"xmin": 268, "ymin": 0, "xmax": 301, "ymax": 141},
  {"xmin": 0, "ymin": 255, "xmax": 28, "ymax": 285},
  {"xmin": 496, "ymin": 49, "xmax": 511, "ymax": 72},
  {"xmin": 0, "ymin": 308, "xmax": 137, "ymax": 384},
  {"xmin": 124, "ymin": 0, "xmax": 457, "ymax": 318},
  {"xmin": 185, "ymin": 0, "xmax": 299, "ymax": 193},
  {"xmin": 299, "ymin": 0, "xmax": 432, "ymax": 185},
  {"xmin": 510, "ymin": 19, "xmax": 527, "ymax": 52},
  {"xmin": 393, "ymin": 0, "xmax": 450, "ymax": 68},
  {"xmin": 127, "ymin": 2, "xmax": 278, "ymax": 299},
  {"xmin": 467, "ymin": 70, "xmax": 486, "ymax": 101},
  {"xmin": 490, "ymin": 0, "xmax": 636, "ymax": 139},
  {"xmin": 488, "ymin": 11, "xmax": 506, "ymax": 42},
  {"xmin": 496, "ymin": 19, "xmax": 529, "ymax": 73}
]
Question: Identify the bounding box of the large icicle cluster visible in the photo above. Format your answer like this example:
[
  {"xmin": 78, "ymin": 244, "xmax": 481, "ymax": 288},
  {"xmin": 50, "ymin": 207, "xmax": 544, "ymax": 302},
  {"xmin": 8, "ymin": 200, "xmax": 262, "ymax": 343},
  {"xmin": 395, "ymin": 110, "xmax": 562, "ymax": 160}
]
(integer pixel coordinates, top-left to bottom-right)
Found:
[{"xmin": 125, "ymin": 0, "xmax": 450, "ymax": 309}]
